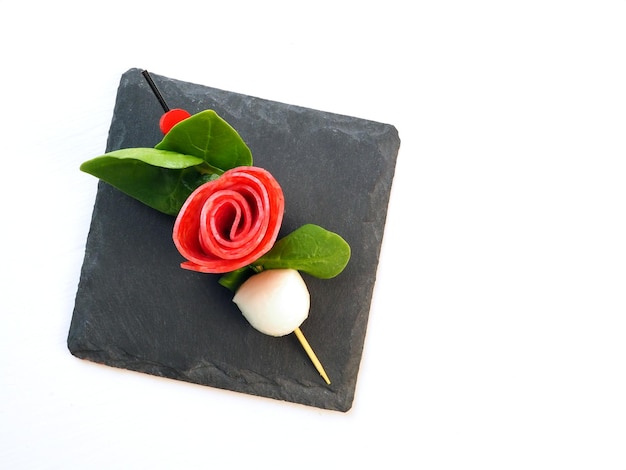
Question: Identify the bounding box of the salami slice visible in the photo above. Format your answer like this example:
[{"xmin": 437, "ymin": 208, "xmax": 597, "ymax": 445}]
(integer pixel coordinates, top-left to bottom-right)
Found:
[{"xmin": 173, "ymin": 166, "xmax": 284, "ymax": 274}]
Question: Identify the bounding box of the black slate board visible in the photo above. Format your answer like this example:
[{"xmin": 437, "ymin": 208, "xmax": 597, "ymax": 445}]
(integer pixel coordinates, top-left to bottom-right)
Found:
[{"xmin": 68, "ymin": 68, "xmax": 400, "ymax": 412}]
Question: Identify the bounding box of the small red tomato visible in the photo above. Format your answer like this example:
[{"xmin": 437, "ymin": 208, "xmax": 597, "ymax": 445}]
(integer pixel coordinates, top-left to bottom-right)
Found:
[{"xmin": 159, "ymin": 108, "xmax": 192, "ymax": 134}]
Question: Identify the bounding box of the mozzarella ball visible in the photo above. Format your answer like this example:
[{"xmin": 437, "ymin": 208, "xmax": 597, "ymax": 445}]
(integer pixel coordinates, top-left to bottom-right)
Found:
[{"xmin": 233, "ymin": 268, "xmax": 310, "ymax": 336}]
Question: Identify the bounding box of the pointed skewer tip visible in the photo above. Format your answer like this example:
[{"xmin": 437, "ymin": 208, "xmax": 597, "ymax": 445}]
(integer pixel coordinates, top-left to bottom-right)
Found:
[{"xmin": 294, "ymin": 327, "xmax": 331, "ymax": 385}]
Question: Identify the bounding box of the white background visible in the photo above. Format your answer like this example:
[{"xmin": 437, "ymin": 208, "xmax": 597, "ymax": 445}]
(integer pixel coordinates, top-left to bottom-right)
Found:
[{"xmin": 1, "ymin": 1, "xmax": 625, "ymax": 468}]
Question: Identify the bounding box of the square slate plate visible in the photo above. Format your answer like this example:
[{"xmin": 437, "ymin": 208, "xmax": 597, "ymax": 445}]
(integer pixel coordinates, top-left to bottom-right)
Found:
[{"xmin": 68, "ymin": 68, "xmax": 400, "ymax": 412}]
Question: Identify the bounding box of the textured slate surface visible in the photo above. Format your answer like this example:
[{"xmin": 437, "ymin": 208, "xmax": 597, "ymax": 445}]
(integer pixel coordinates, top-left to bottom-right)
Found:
[{"xmin": 68, "ymin": 68, "xmax": 400, "ymax": 411}]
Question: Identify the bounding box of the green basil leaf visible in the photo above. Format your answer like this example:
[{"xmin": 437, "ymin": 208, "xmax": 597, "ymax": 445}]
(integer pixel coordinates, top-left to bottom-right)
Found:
[
  {"xmin": 80, "ymin": 148, "xmax": 212, "ymax": 215},
  {"xmin": 86, "ymin": 147, "xmax": 205, "ymax": 169},
  {"xmin": 155, "ymin": 110, "xmax": 253, "ymax": 171},
  {"xmin": 256, "ymin": 224, "xmax": 351, "ymax": 278},
  {"xmin": 218, "ymin": 267, "xmax": 255, "ymax": 292}
]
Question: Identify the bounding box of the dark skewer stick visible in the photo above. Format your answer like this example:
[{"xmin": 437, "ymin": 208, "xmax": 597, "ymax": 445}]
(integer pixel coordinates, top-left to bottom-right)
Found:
[{"xmin": 142, "ymin": 70, "xmax": 170, "ymax": 112}]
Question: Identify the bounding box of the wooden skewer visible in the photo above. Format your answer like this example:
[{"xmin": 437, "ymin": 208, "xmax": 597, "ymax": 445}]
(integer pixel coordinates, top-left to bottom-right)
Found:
[{"xmin": 294, "ymin": 327, "xmax": 331, "ymax": 385}]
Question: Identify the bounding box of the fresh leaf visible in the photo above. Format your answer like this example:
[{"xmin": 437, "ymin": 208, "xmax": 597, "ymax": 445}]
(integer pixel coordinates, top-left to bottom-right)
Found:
[
  {"xmin": 80, "ymin": 148, "xmax": 213, "ymax": 215},
  {"xmin": 84, "ymin": 147, "xmax": 205, "ymax": 169},
  {"xmin": 255, "ymin": 224, "xmax": 351, "ymax": 278},
  {"xmin": 218, "ymin": 267, "xmax": 255, "ymax": 292},
  {"xmin": 80, "ymin": 110, "xmax": 252, "ymax": 215},
  {"xmin": 156, "ymin": 110, "xmax": 253, "ymax": 171},
  {"xmin": 218, "ymin": 225, "xmax": 351, "ymax": 290}
]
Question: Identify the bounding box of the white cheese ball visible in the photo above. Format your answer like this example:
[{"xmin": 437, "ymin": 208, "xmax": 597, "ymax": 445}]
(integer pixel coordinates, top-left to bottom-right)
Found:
[{"xmin": 233, "ymin": 269, "xmax": 310, "ymax": 337}]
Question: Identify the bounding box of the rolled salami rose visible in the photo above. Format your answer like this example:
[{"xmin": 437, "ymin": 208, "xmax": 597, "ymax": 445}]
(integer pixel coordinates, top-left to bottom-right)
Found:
[{"xmin": 173, "ymin": 166, "xmax": 284, "ymax": 273}]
